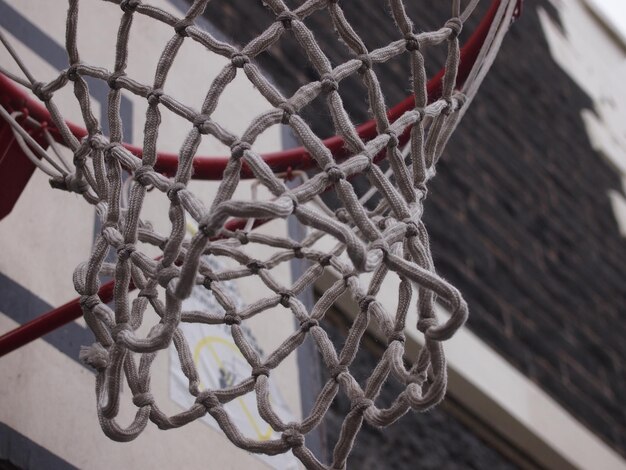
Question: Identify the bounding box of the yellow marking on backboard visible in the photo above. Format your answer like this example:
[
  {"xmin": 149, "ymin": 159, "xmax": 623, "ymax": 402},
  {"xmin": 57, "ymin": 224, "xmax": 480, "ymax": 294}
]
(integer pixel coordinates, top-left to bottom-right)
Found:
[{"xmin": 193, "ymin": 336, "xmax": 273, "ymax": 441}]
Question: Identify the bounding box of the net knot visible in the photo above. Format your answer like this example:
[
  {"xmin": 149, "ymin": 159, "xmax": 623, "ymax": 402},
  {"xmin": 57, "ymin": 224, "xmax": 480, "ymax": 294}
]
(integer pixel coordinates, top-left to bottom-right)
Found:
[
  {"xmin": 79, "ymin": 343, "xmax": 109, "ymax": 371},
  {"xmin": 319, "ymin": 254, "xmax": 333, "ymax": 267},
  {"xmin": 324, "ymin": 164, "xmax": 345, "ymax": 183},
  {"xmin": 196, "ymin": 391, "xmax": 220, "ymax": 410},
  {"xmin": 385, "ymin": 129, "xmax": 399, "ymax": 148},
  {"xmin": 335, "ymin": 207, "xmax": 349, "ymax": 222},
  {"xmin": 133, "ymin": 166, "xmax": 153, "ymax": 186},
  {"xmin": 252, "ymin": 365, "xmax": 270, "ymax": 378},
  {"xmin": 417, "ymin": 317, "xmax": 438, "ymax": 334},
  {"xmin": 120, "ymin": 0, "xmax": 140, "ymax": 13},
  {"xmin": 32, "ymin": 81, "xmax": 52, "ymax": 101},
  {"xmin": 351, "ymin": 397, "xmax": 374, "ymax": 413},
  {"xmin": 230, "ymin": 140, "xmax": 251, "ymax": 159},
  {"xmin": 202, "ymin": 275, "xmax": 214, "ymax": 290},
  {"xmin": 193, "ymin": 114, "xmax": 211, "ymax": 133},
  {"xmin": 405, "ymin": 33, "xmax": 421, "ymax": 52},
  {"xmin": 389, "ymin": 332, "xmax": 406, "ymax": 343},
  {"xmin": 66, "ymin": 64, "xmax": 81, "ymax": 82},
  {"xmin": 278, "ymin": 102, "xmax": 295, "ymax": 124},
  {"xmin": 49, "ymin": 173, "xmax": 89, "ymax": 194},
  {"xmin": 106, "ymin": 72, "xmax": 125, "ymax": 90},
  {"xmin": 157, "ymin": 265, "xmax": 179, "ymax": 288},
  {"xmin": 112, "ymin": 322, "xmax": 131, "ymax": 343},
  {"xmin": 445, "ymin": 17, "xmax": 463, "ymax": 39},
  {"xmin": 330, "ymin": 364, "xmax": 348, "ymax": 382},
  {"xmin": 235, "ymin": 230, "xmax": 249, "ymax": 245},
  {"xmin": 138, "ymin": 286, "xmax": 158, "ymax": 299},
  {"xmin": 276, "ymin": 11, "xmax": 298, "ymax": 29},
  {"xmin": 358, "ymin": 295, "xmax": 376, "ymax": 312},
  {"xmin": 282, "ymin": 425, "xmax": 304, "ymax": 448},
  {"xmin": 117, "ymin": 243, "xmax": 136, "ymax": 262},
  {"xmin": 247, "ymin": 260, "xmax": 266, "ymax": 274},
  {"xmin": 79, "ymin": 294, "xmax": 100, "ymax": 311},
  {"xmin": 404, "ymin": 220, "xmax": 419, "ymax": 238},
  {"xmin": 279, "ymin": 292, "xmax": 292, "ymax": 308},
  {"xmin": 132, "ymin": 392, "xmax": 154, "ymax": 407},
  {"xmin": 293, "ymin": 245, "xmax": 304, "ymax": 258},
  {"xmin": 174, "ymin": 18, "xmax": 194, "ymax": 37},
  {"xmin": 167, "ymin": 182, "xmax": 186, "ymax": 203},
  {"xmin": 320, "ymin": 74, "xmax": 338, "ymax": 94},
  {"xmin": 357, "ymin": 54, "xmax": 372, "ymax": 74},
  {"xmin": 343, "ymin": 271, "xmax": 358, "ymax": 285},
  {"xmin": 300, "ymin": 318, "xmax": 318, "ymax": 332},
  {"xmin": 147, "ymin": 88, "xmax": 163, "ymax": 106},
  {"xmin": 223, "ymin": 313, "xmax": 241, "ymax": 326},
  {"xmin": 230, "ymin": 52, "xmax": 250, "ymax": 68}
]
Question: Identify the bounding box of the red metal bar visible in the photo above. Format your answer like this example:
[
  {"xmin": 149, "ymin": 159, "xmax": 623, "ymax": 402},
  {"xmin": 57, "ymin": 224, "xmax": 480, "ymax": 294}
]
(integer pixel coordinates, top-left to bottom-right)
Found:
[{"xmin": 0, "ymin": 0, "xmax": 511, "ymax": 357}]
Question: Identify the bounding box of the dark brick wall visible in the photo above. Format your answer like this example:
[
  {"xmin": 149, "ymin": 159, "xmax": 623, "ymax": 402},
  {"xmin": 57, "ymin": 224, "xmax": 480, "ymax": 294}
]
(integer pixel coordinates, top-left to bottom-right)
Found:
[{"xmin": 198, "ymin": 0, "xmax": 626, "ymax": 458}]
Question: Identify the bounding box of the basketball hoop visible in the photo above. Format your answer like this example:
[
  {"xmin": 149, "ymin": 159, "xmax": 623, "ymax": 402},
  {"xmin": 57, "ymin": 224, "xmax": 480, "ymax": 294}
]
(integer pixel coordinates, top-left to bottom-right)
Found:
[{"xmin": 0, "ymin": 0, "xmax": 519, "ymax": 467}]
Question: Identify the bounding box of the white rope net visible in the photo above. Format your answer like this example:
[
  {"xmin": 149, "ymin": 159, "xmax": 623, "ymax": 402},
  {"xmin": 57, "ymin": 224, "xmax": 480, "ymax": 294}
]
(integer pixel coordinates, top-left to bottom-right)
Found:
[{"xmin": 0, "ymin": 0, "xmax": 516, "ymax": 468}]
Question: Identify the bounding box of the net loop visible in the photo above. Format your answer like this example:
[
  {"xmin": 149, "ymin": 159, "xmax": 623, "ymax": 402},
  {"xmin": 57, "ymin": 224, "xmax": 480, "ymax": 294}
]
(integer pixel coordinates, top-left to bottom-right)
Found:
[
  {"xmin": 357, "ymin": 54, "xmax": 372, "ymax": 74},
  {"xmin": 351, "ymin": 397, "xmax": 374, "ymax": 413},
  {"xmin": 146, "ymin": 88, "xmax": 163, "ymax": 106},
  {"xmin": 195, "ymin": 391, "xmax": 220, "ymax": 411},
  {"xmin": 79, "ymin": 294, "xmax": 101, "ymax": 311},
  {"xmin": 279, "ymin": 291, "xmax": 293, "ymax": 307},
  {"xmin": 276, "ymin": 11, "xmax": 298, "ymax": 29},
  {"xmin": 167, "ymin": 182, "xmax": 186, "ymax": 204},
  {"xmin": 117, "ymin": 243, "xmax": 136, "ymax": 262},
  {"xmin": 282, "ymin": 425, "xmax": 305, "ymax": 448},
  {"xmin": 230, "ymin": 140, "xmax": 251, "ymax": 159},
  {"xmin": 65, "ymin": 64, "xmax": 81, "ymax": 82},
  {"xmin": 320, "ymin": 74, "xmax": 338, "ymax": 94},
  {"xmin": 174, "ymin": 18, "xmax": 194, "ymax": 37},
  {"xmin": 230, "ymin": 52, "xmax": 250, "ymax": 68},
  {"xmin": 358, "ymin": 295, "xmax": 376, "ymax": 312},
  {"xmin": 31, "ymin": 81, "xmax": 52, "ymax": 102},
  {"xmin": 133, "ymin": 166, "xmax": 154, "ymax": 186},
  {"xmin": 247, "ymin": 260, "xmax": 266, "ymax": 274},
  {"xmin": 223, "ymin": 313, "xmax": 242, "ymax": 326},
  {"xmin": 445, "ymin": 17, "xmax": 463, "ymax": 38},
  {"xmin": 300, "ymin": 318, "xmax": 319, "ymax": 332},
  {"xmin": 404, "ymin": 220, "xmax": 419, "ymax": 238},
  {"xmin": 79, "ymin": 343, "xmax": 109, "ymax": 371},
  {"xmin": 385, "ymin": 129, "xmax": 399, "ymax": 148},
  {"xmin": 324, "ymin": 164, "xmax": 345, "ymax": 183},
  {"xmin": 405, "ymin": 33, "xmax": 421, "ymax": 51},
  {"xmin": 330, "ymin": 364, "xmax": 349, "ymax": 382},
  {"xmin": 106, "ymin": 72, "xmax": 125, "ymax": 90},
  {"xmin": 49, "ymin": 173, "xmax": 89, "ymax": 194},
  {"xmin": 120, "ymin": 0, "xmax": 140, "ymax": 14},
  {"xmin": 156, "ymin": 265, "xmax": 179, "ymax": 289},
  {"xmin": 388, "ymin": 332, "xmax": 406, "ymax": 344},
  {"xmin": 112, "ymin": 323, "xmax": 131, "ymax": 343},
  {"xmin": 252, "ymin": 365, "xmax": 270, "ymax": 378},
  {"xmin": 132, "ymin": 393, "xmax": 155, "ymax": 408},
  {"xmin": 278, "ymin": 101, "xmax": 295, "ymax": 124}
]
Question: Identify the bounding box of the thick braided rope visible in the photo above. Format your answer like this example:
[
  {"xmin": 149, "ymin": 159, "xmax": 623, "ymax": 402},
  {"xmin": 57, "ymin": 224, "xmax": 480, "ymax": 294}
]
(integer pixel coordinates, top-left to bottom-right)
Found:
[{"xmin": 4, "ymin": 0, "xmax": 514, "ymax": 468}]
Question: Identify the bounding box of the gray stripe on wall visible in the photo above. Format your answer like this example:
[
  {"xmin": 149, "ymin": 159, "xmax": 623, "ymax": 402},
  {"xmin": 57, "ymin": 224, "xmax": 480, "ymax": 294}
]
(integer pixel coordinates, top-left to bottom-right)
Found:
[
  {"xmin": 0, "ymin": 422, "xmax": 77, "ymax": 470},
  {"xmin": 0, "ymin": 272, "xmax": 92, "ymax": 366}
]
